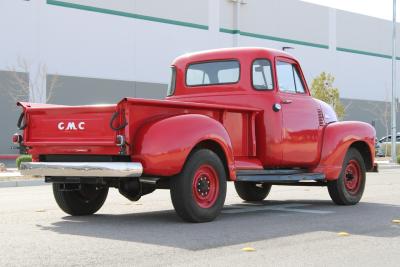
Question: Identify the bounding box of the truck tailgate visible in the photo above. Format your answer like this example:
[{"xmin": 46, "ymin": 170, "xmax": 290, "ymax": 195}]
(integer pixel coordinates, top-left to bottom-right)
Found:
[{"xmin": 18, "ymin": 102, "xmax": 120, "ymax": 154}]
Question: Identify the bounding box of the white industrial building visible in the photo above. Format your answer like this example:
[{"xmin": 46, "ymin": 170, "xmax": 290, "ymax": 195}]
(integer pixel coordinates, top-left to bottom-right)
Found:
[{"xmin": 0, "ymin": 0, "xmax": 399, "ymax": 156}]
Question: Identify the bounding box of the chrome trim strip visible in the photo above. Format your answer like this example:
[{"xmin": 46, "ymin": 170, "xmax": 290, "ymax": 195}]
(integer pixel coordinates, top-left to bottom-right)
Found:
[{"xmin": 20, "ymin": 162, "xmax": 143, "ymax": 177}]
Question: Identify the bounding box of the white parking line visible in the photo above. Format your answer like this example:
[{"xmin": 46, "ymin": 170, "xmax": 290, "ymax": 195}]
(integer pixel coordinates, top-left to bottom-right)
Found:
[{"xmin": 222, "ymin": 203, "xmax": 334, "ymax": 214}]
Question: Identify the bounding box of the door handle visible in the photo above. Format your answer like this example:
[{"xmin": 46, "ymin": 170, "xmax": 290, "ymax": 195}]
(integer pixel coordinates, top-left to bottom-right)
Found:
[{"xmin": 281, "ymin": 99, "xmax": 293, "ymax": 104}]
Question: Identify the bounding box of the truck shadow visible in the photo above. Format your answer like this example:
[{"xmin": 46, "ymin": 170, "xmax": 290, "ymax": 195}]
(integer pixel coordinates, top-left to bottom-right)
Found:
[{"xmin": 37, "ymin": 200, "xmax": 400, "ymax": 251}]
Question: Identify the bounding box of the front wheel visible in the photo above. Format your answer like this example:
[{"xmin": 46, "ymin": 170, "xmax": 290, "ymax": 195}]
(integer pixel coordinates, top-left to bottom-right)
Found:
[
  {"xmin": 327, "ymin": 148, "xmax": 366, "ymax": 205},
  {"xmin": 170, "ymin": 149, "xmax": 227, "ymax": 223},
  {"xmin": 53, "ymin": 183, "xmax": 109, "ymax": 215},
  {"xmin": 234, "ymin": 182, "xmax": 271, "ymax": 201}
]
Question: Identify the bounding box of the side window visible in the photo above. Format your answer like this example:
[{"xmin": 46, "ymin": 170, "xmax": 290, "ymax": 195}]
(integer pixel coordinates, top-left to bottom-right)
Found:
[
  {"xmin": 293, "ymin": 68, "xmax": 305, "ymax": 93},
  {"xmin": 167, "ymin": 67, "xmax": 176, "ymax": 96},
  {"xmin": 252, "ymin": 59, "xmax": 273, "ymax": 90},
  {"xmin": 276, "ymin": 61, "xmax": 296, "ymax": 93},
  {"xmin": 276, "ymin": 61, "xmax": 306, "ymax": 93}
]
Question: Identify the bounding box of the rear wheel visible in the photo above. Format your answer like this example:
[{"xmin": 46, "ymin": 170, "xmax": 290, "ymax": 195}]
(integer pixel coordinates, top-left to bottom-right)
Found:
[
  {"xmin": 234, "ymin": 182, "xmax": 272, "ymax": 201},
  {"xmin": 327, "ymin": 148, "xmax": 366, "ymax": 205},
  {"xmin": 53, "ymin": 183, "xmax": 109, "ymax": 215},
  {"xmin": 170, "ymin": 149, "xmax": 227, "ymax": 223}
]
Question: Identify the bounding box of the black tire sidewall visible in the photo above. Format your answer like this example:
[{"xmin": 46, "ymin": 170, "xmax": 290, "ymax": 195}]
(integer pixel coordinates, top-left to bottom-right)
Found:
[
  {"xmin": 329, "ymin": 148, "xmax": 366, "ymax": 205},
  {"xmin": 53, "ymin": 184, "xmax": 109, "ymax": 215},
  {"xmin": 170, "ymin": 149, "xmax": 227, "ymax": 222},
  {"xmin": 234, "ymin": 182, "xmax": 271, "ymax": 201}
]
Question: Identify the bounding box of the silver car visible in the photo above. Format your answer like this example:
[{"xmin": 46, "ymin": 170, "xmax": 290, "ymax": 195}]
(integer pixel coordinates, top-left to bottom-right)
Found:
[{"xmin": 376, "ymin": 133, "xmax": 400, "ymax": 157}]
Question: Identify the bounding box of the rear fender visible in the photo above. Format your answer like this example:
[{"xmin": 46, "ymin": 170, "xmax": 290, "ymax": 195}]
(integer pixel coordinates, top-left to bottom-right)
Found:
[
  {"xmin": 313, "ymin": 121, "xmax": 375, "ymax": 180},
  {"xmin": 132, "ymin": 114, "xmax": 235, "ymax": 179}
]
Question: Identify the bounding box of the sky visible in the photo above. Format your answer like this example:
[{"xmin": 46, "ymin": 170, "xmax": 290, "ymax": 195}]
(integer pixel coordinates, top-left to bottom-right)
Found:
[{"xmin": 302, "ymin": 0, "xmax": 398, "ymax": 21}]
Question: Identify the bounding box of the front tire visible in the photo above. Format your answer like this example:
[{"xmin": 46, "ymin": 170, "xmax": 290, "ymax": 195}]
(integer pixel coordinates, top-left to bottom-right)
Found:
[
  {"xmin": 328, "ymin": 148, "xmax": 366, "ymax": 205},
  {"xmin": 234, "ymin": 182, "xmax": 271, "ymax": 201},
  {"xmin": 53, "ymin": 184, "xmax": 109, "ymax": 215},
  {"xmin": 170, "ymin": 149, "xmax": 227, "ymax": 223}
]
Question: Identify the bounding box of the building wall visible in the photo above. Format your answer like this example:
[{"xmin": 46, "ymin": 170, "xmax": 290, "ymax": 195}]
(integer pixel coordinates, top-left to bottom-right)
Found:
[
  {"xmin": 341, "ymin": 98, "xmax": 400, "ymax": 138},
  {"xmin": 48, "ymin": 75, "xmax": 166, "ymax": 106},
  {"xmin": 0, "ymin": 0, "xmax": 399, "ymax": 154},
  {"xmin": 232, "ymin": 0, "xmax": 330, "ymax": 47},
  {"xmin": 0, "ymin": 71, "xmax": 28, "ymax": 155}
]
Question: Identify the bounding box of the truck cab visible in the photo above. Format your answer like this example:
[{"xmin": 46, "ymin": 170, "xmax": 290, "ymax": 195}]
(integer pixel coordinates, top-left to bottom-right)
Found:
[
  {"xmin": 17, "ymin": 47, "xmax": 376, "ymax": 222},
  {"xmin": 168, "ymin": 48, "xmax": 342, "ymax": 168}
]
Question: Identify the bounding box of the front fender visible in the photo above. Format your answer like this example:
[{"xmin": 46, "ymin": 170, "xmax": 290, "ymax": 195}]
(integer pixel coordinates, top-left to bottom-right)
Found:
[
  {"xmin": 131, "ymin": 114, "xmax": 235, "ymax": 179},
  {"xmin": 313, "ymin": 121, "xmax": 375, "ymax": 180}
]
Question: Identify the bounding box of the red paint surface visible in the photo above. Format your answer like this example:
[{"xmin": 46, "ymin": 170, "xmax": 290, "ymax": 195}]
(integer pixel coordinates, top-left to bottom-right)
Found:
[
  {"xmin": 192, "ymin": 164, "xmax": 220, "ymax": 208},
  {"xmin": 311, "ymin": 121, "xmax": 375, "ymax": 180},
  {"xmin": 16, "ymin": 48, "xmax": 375, "ymax": 181},
  {"xmin": 344, "ymin": 160, "xmax": 362, "ymax": 194}
]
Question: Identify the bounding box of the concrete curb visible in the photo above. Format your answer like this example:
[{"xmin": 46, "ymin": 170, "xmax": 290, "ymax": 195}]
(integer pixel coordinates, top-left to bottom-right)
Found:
[
  {"xmin": 378, "ymin": 165, "xmax": 400, "ymax": 170},
  {"xmin": 375, "ymin": 161, "xmax": 400, "ymax": 170},
  {"xmin": 0, "ymin": 179, "xmax": 46, "ymax": 188}
]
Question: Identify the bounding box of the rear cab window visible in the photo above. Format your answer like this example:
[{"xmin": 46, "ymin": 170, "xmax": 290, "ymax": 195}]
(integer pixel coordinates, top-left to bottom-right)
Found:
[{"xmin": 186, "ymin": 60, "xmax": 240, "ymax": 86}]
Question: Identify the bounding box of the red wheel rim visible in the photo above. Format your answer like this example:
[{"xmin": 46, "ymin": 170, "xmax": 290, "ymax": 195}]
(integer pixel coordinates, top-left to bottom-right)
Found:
[
  {"xmin": 192, "ymin": 164, "xmax": 219, "ymax": 208},
  {"xmin": 344, "ymin": 160, "xmax": 361, "ymax": 194}
]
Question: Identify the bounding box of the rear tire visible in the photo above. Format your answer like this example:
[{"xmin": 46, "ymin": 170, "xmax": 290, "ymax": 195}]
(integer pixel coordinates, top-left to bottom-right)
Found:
[
  {"xmin": 327, "ymin": 148, "xmax": 366, "ymax": 205},
  {"xmin": 170, "ymin": 149, "xmax": 227, "ymax": 223},
  {"xmin": 234, "ymin": 182, "xmax": 272, "ymax": 201},
  {"xmin": 53, "ymin": 183, "xmax": 109, "ymax": 215}
]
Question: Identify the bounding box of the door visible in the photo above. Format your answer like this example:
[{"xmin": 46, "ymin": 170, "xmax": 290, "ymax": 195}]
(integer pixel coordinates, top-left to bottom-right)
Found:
[
  {"xmin": 275, "ymin": 58, "xmax": 320, "ymax": 166},
  {"xmin": 251, "ymin": 58, "xmax": 284, "ymax": 167}
]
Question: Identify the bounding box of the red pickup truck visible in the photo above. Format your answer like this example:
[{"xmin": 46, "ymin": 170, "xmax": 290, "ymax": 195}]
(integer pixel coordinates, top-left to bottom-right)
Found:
[{"xmin": 16, "ymin": 47, "xmax": 376, "ymax": 222}]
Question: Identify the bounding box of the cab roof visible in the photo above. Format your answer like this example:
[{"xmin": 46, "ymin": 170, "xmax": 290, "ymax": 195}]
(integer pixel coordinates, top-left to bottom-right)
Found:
[{"xmin": 172, "ymin": 47, "xmax": 296, "ymax": 66}]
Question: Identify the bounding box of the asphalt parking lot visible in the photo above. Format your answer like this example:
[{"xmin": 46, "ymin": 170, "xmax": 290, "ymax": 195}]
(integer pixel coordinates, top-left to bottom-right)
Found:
[{"xmin": 1, "ymin": 169, "xmax": 399, "ymax": 267}]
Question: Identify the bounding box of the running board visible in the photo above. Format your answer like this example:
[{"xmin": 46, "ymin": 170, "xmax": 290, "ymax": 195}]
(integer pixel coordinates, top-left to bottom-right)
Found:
[
  {"xmin": 236, "ymin": 169, "xmax": 325, "ymax": 183},
  {"xmin": 237, "ymin": 169, "xmax": 307, "ymax": 175}
]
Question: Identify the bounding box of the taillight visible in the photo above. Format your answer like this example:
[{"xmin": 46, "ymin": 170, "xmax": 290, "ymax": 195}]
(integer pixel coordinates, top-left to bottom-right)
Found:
[{"xmin": 12, "ymin": 133, "xmax": 23, "ymax": 144}]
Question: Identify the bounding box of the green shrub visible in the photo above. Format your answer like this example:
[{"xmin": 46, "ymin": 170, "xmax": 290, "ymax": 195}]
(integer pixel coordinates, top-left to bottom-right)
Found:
[
  {"xmin": 311, "ymin": 72, "xmax": 345, "ymax": 120},
  {"xmin": 16, "ymin": 155, "xmax": 32, "ymax": 170},
  {"xmin": 397, "ymin": 155, "xmax": 400, "ymax": 164}
]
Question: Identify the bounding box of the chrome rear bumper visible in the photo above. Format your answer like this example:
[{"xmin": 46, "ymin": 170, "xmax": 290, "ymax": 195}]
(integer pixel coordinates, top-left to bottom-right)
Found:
[{"xmin": 20, "ymin": 162, "xmax": 143, "ymax": 177}]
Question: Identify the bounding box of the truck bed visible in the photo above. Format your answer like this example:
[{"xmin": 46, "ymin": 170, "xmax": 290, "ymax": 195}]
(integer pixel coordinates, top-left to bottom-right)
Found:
[{"xmin": 18, "ymin": 98, "xmax": 262, "ymax": 163}]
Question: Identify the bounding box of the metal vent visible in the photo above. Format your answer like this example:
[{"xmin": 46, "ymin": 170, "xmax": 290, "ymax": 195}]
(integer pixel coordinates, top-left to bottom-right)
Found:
[{"xmin": 317, "ymin": 109, "xmax": 325, "ymax": 126}]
